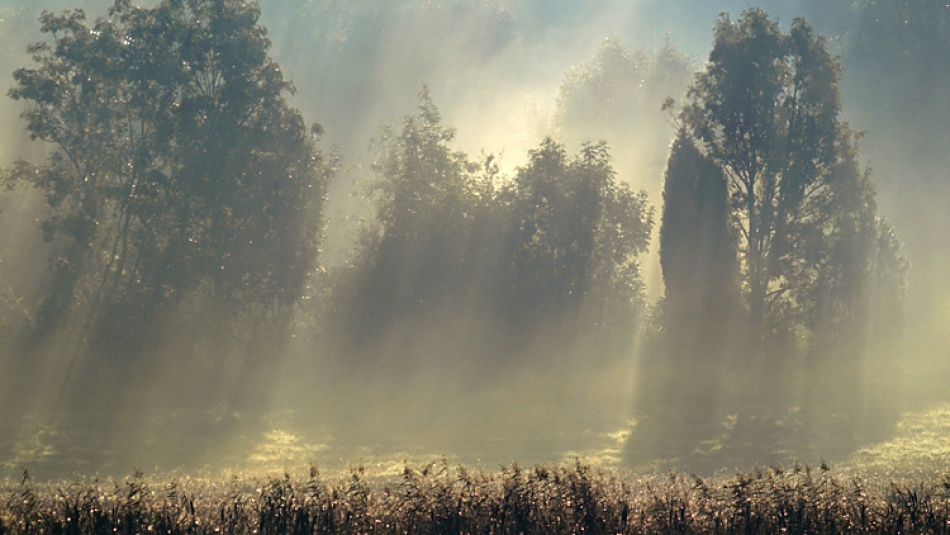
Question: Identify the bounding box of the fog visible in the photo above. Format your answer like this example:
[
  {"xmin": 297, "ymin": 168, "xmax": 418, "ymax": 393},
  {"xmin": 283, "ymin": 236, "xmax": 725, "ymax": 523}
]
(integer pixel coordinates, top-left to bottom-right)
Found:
[{"xmin": 0, "ymin": 0, "xmax": 947, "ymax": 481}]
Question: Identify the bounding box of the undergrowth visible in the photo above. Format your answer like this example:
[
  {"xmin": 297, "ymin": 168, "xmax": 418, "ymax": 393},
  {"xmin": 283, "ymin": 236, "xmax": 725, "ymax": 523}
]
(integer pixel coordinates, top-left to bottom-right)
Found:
[{"xmin": 1, "ymin": 461, "xmax": 948, "ymax": 534}]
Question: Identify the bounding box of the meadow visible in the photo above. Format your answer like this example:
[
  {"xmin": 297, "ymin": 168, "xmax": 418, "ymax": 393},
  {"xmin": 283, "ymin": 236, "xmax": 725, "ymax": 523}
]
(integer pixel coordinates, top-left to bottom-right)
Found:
[
  {"xmin": 1, "ymin": 460, "xmax": 948, "ymax": 534},
  {"xmin": 3, "ymin": 404, "xmax": 950, "ymax": 534}
]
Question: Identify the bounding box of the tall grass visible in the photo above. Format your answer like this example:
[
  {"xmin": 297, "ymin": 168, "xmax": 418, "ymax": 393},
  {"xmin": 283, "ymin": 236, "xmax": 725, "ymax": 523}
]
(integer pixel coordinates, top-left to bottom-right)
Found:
[{"xmin": 1, "ymin": 461, "xmax": 948, "ymax": 534}]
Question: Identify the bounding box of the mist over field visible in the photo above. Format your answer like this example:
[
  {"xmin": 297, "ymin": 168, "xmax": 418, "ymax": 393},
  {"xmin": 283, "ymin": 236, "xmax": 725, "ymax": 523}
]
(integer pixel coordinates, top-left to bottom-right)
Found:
[{"xmin": 0, "ymin": 0, "xmax": 948, "ymax": 482}]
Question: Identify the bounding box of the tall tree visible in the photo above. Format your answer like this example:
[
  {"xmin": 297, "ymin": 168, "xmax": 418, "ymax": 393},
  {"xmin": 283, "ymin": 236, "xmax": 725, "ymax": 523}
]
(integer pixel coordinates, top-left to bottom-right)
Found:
[
  {"xmin": 681, "ymin": 9, "xmax": 848, "ymax": 347},
  {"xmin": 634, "ymin": 9, "xmax": 909, "ymax": 465},
  {"xmin": 659, "ymin": 129, "xmax": 739, "ymax": 327},
  {"xmin": 630, "ymin": 129, "xmax": 740, "ymax": 462},
  {"xmin": 7, "ymin": 0, "xmax": 331, "ymax": 352}
]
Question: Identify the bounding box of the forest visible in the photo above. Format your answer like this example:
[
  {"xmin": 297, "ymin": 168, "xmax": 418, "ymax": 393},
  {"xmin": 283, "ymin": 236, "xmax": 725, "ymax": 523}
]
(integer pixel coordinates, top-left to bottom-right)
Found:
[{"xmin": 0, "ymin": 0, "xmax": 947, "ymax": 493}]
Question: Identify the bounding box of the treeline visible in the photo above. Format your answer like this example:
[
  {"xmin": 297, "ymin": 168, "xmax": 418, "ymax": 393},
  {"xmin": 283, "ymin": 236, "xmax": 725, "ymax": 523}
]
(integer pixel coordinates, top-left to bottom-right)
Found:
[
  {"xmin": 0, "ymin": 0, "xmax": 670, "ymax": 407},
  {"xmin": 327, "ymin": 91, "xmax": 653, "ymax": 362},
  {"xmin": 0, "ymin": 0, "xmax": 332, "ymax": 405},
  {"xmin": 0, "ymin": 0, "xmax": 918, "ymax": 464}
]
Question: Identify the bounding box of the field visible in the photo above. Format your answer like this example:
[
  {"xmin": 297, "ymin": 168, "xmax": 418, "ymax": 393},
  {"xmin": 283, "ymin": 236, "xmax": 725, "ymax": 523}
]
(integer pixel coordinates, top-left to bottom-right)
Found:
[
  {"xmin": 1, "ymin": 405, "xmax": 949, "ymax": 534},
  {"xmin": 1, "ymin": 461, "xmax": 949, "ymax": 534}
]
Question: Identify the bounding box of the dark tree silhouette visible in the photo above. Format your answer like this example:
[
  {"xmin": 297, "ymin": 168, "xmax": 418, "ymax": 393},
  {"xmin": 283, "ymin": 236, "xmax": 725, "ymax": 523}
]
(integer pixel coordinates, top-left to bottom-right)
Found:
[
  {"xmin": 681, "ymin": 10, "xmax": 847, "ymax": 347},
  {"xmin": 628, "ymin": 9, "xmax": 908, "ymax": 467},
  {"xmin": 498, "ymin": 139, "xmax": 653, "ymax": 340},
  {"xmin": 659, "ymin": 129, "xmax": 739, "ymax": 330},
  {"xmin": 331, "ymin": 87, "xmax": 484, "ymax": 354},
  {"xmin": 632, "ymin": 129, "xmax": 741, "ymax": 460},
  {"xmin": 7, "ymin": 0, "xmax": 331, "ymax": 361},
  {"xmin": 331, "ymin": 91, "xmax": 653, "ymax": 365}
]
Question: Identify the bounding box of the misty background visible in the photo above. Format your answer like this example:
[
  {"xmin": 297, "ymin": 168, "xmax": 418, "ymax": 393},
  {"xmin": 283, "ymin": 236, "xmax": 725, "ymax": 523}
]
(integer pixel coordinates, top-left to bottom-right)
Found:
[{"xmin": 0, "ymin": 0, "xmax": 947, "ymax": 479}]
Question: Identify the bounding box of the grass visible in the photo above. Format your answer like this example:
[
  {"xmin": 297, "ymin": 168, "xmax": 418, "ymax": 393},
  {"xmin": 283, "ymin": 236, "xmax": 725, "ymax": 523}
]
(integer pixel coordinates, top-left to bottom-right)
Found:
[
  {"xmin": 1, "ymin": 461, "xmax": 948, "ymax": 534},
  {"xmin": 2, "ymin": 404, "xmax": 948, "ymax": 533},
  {"xmin": 845, "ymin": 405, "xmax": 950, "ymax": 479}
]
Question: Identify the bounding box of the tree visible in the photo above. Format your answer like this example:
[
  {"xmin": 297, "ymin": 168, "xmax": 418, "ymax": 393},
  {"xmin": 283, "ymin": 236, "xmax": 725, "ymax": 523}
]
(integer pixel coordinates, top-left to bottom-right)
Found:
[
  {"xmin": 800, "ymin": 135, "xmax": 907, "ymax": 423},
  {"xmin": 7, "ymin": 0, "xmax": 331, "ymax": 355},
  {"xmin": 659, "ymin": 129, "xmax": 739, "ymax": 329},
  {"xmin": 679, "ymin": 10, "xmax": 906, "ymax": 389},
  {"xmin": 628, "ymin": 129, "xmax": 740, "ymax": 461},
  {"xmin": 498, "ymin": 138, "xmax": 653, "ymax": 340},
  {"xmin": 633, "ymin": 9, "xmax": 908, "ymax": 465},
  {"xmin": 555, "ymin": 37, "xmax": 693, "ymax": 187},
  {"xmin": 332, "ymin": 93, "xmax": 653, "ymax": 362},
  {"xmin": 681, "ymin": 9, "xmax": 850, "ymax": 348},
  {"xmin": 332, "ymin": 88, "xmax": 482, "ymax": 352}
]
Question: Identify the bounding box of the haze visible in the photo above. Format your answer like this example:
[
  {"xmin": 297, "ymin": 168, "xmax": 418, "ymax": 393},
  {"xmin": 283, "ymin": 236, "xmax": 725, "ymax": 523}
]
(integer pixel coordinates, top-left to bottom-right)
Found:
[{"xmin": 0, "ymin": 0, "xmax": 947, "ymax": 480}]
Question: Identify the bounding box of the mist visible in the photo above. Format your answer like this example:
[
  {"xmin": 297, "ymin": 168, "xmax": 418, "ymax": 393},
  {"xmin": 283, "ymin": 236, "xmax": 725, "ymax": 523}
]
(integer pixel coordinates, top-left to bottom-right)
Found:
[{"xmin": 0, "ymin": 0, "xmax": 947, "ymax": 482}]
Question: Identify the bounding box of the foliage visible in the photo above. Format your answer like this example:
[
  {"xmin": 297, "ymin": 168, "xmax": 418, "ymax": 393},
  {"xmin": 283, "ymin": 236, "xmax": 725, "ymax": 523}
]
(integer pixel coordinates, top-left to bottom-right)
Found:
[
  {"xmin": 331, "ymin": 90, "xmax": 653, "ymax": 360},
  {"xmin": 1, "ymin": 463, "xmax": 948, "ymax": 534},
  {"xmin": 555, "ymin": 37, "xmax": 694, "ymax": 186},
  {"xmin": 497, "ymin": 138, "xmax": 653, "ymax": 338},
  {"xmin": 556, "ymin": 37, "xmax": 693, "ymax": 145},
  {"xmin": 330, "ymin": 88, "xmax": 486, "ymax": 351},
  {"xmin": 682, "ymin": 9, "xmax": 843, "ymax": 338},
  {"xmin": 659, "ymin": 129, "xmax": 739, "ymax": 327},
  {"xmin": 6, "ymin": 0, "xmax": 331, "ymax": 352},
  {"xmin": 631, "ymin": 129, "xmax": 741, "ymax": 462},
  {"xmin": 632, "ymin": 9, "xmax": 909, "ymax": 464},
  {"xmin": 675, "ymin": 8, "xmax": 906, "ymax": 354}
]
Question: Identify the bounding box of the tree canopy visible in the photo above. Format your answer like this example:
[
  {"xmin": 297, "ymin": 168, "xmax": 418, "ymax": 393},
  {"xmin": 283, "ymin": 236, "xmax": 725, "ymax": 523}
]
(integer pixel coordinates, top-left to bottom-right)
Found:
[
  {"xmin": 330, "ymin": 90, "xmax": 653, "ymax": 361},
  {"xmin": 629, "ymin": 8, "xmax": 909, "ymax": 465},
  {"xmin": 555, "ymin": 37, "xmax": 694, "ymax": 189},
  {"xmin": 7, "ymin": 0, "xmax": 332, "ymax": 354},
  {"xmin": 681, "ymin": 10, "xmax": 906, "ymax": 359}
]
